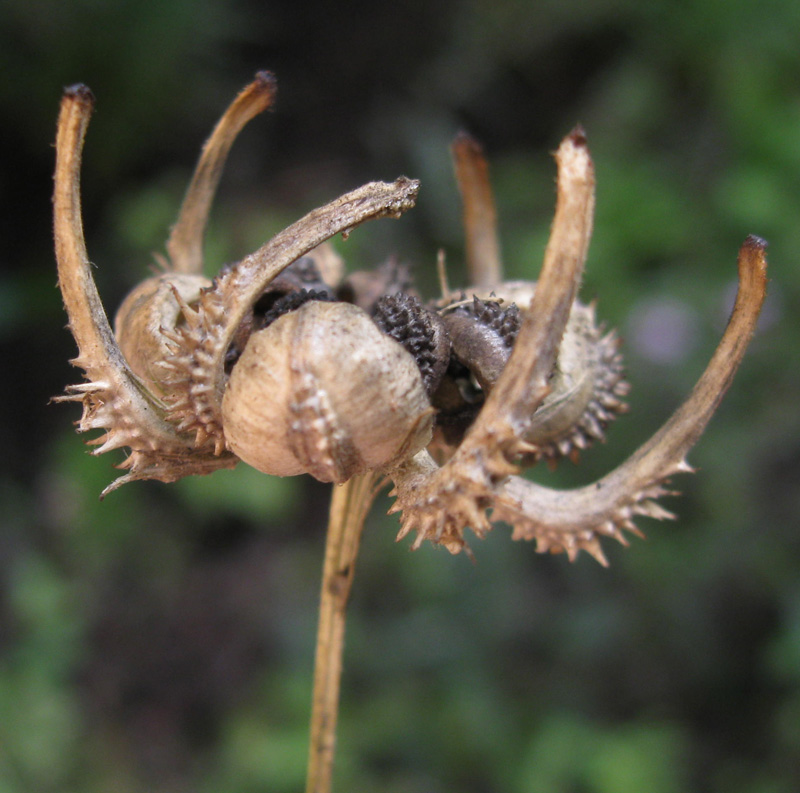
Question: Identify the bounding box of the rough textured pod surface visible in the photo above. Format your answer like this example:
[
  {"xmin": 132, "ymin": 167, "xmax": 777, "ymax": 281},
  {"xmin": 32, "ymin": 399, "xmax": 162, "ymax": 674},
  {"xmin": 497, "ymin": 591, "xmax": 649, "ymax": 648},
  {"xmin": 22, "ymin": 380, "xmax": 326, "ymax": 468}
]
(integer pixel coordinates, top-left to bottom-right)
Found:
[
  {"xmin": 221, "ymin": 300, "xmax": 434, "ymax": 482},
  {"xmin": 114, "ymin": 273, "xmax": 212, "ymax": 394}
]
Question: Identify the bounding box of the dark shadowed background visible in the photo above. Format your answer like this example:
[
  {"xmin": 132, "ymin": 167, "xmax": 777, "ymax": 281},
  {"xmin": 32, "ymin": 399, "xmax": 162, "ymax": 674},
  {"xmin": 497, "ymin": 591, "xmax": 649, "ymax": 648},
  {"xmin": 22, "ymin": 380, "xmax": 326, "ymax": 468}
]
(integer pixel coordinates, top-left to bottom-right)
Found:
[{"xmin": 2, "ymin": 1, "xmax": 799, "ymax": 791}]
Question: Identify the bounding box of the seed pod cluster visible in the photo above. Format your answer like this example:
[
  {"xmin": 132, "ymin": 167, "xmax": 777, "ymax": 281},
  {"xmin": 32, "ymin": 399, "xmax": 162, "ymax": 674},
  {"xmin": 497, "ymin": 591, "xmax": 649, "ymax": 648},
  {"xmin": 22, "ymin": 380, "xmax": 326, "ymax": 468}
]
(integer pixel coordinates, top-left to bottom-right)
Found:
[{"xmin": 54, "ymin": 73, "xmax": 767, "ymax": 565}]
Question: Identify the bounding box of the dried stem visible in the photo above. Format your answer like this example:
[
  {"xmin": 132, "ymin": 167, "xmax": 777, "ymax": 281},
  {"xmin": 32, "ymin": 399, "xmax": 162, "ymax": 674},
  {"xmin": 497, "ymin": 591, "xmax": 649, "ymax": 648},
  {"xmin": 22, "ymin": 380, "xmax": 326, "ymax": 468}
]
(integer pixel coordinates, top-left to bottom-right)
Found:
[
  {"xmin": 306, "ymin": 472, "xmax": 381, "ymax": 793},
  {"xmin": 167, "ymin": 72, "xmax": 277, "ymax": 274},
  {"xmin": 451, "ymin": 132, "xmax": 502, "ymax": 288}
]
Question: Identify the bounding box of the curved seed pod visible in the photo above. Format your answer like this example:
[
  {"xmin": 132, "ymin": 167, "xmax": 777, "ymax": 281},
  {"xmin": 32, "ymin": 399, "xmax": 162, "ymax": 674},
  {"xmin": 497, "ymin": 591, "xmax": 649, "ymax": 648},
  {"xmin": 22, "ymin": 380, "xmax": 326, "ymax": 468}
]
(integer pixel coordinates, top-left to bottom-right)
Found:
[
  {"xmin": 492, "ymin": 236, "xmax": 768, "ymax": 564},
  {"xmin": 221, "ymin": 300, "xmax": 434, "ymax": 483},
  {"xmin": 52, "ymin": 73, "xmax": 279, "ymax": 491},
  {"xmin": 390, "ymin": 132, "xmax": 767, "ymax": 564},
  {"xmin": 52, "ymin": 74, "xmax": 419, "ymax": 490}
]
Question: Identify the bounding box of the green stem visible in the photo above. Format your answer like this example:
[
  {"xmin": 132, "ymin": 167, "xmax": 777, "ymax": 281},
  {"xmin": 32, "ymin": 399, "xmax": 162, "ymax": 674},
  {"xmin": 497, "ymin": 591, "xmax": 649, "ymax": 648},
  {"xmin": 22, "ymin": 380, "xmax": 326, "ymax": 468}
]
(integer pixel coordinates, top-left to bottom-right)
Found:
[{"xmin": 305, "ymin": 472, "xmax": 381, "ymax": 793}]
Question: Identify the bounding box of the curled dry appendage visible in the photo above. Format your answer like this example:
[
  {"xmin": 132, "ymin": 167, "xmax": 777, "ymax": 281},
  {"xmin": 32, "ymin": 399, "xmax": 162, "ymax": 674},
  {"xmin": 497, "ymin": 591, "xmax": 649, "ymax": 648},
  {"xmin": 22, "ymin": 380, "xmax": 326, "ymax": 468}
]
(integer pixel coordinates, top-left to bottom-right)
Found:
[
  {"xmin": 450, "ymin": 132, "xmax": 502, "ymax": 290},
  {"xmin": 390, "ymin": 129, "xmax": 597, "ymax": 551},
  {"xmin": 439, "ymin": 129, "xmax": 628, "ymax": 463},
  {"xmin": 492, "ymin": 236, "xmax": 768, "ymax": 565},
  {"xmin": 53, "ymin": 75, "xmax": 419, "ymax": 494},
  {"xmin": 390, "ymin": 131, "xmax": 768, "ymax": 562},
  {"xmin": 167, "ymin": 71, "xmax": 278, "ymax": 275},
  {"xmin": 52, "ymin": 84, "xmax": 232, "ymax": 496}
]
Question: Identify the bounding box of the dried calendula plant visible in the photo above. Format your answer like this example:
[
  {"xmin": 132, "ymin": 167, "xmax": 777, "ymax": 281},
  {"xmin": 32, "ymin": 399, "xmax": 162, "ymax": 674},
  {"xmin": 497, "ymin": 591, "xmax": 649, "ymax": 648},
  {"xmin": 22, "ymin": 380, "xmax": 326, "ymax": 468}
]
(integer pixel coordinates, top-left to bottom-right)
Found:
[{"xmin": 53, "ymin": 72, "xmax": 767, "ymax": 792}]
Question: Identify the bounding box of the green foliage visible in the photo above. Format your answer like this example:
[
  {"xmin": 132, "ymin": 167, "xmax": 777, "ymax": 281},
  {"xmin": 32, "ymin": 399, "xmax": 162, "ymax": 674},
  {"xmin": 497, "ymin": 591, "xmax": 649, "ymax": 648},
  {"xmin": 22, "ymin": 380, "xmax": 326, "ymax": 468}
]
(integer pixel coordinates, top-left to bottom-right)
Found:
[{"xmin": 516, "ymin": 715, "xmax": 688, "ymax": 793}]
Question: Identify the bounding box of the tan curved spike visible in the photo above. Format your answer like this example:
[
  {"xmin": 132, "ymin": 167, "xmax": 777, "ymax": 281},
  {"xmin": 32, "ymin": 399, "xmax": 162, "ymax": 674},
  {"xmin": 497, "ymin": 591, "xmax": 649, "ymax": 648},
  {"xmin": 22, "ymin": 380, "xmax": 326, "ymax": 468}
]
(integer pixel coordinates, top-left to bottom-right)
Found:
[
  {"xmin": 53, "ymin": 85, "xmax": 237, "ymax": 494},
  {"xmin": 466, "ymin": 127, "xmax": 594, "ymax": 448},
  {"xmin": 451, "ymin": 132, "xmax": 503, "ymax": 289},
  {"xmin": 494, "ymin": 235, "xmax": 768, "ymax": 562},
  {"xmin": 166, "ymin": 71, "xmax": 278, "ymax": 275},
  {"xmin": 388, "ymin": 129, "xmax": 595, "ymax": 553}
]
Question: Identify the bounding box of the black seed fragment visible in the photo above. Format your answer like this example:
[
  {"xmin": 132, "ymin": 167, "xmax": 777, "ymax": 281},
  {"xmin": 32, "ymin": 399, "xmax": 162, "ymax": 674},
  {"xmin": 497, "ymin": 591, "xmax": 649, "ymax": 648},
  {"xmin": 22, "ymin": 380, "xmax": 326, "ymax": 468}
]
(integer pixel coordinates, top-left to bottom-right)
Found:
[
  {"xmin": 468, "ymin": 297, "xmax": 521, "ymax": 347},
  {"xmin": 373, "ymin": 293, "xmax": 450, "ymax": 395},
  {"xmin": 260, "ymin": 288, "xmax": 334, "ymax": 329}
]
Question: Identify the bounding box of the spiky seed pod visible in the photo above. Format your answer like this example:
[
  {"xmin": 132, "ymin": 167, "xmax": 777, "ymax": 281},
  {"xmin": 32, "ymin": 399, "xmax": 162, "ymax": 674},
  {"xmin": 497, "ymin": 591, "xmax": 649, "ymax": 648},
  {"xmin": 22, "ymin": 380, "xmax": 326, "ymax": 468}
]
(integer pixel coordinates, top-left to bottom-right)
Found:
[
  {"xmin": 221, "ymin": 300, "xmax": 434, "ymax": 483},
  {"xmin": 435, "ymin": 281, "xmax": 628, "ymax": 462},
  {"xmin": 53, "ymin": 79, "xmax": 767, "ymax": 567},
  {"xmin": 524, "ymin": 298, "xmax": 628, "ymax": 463},
  {"xmin": 113, "ymin": 273, "xmax": 212, "ymax": 395},
  {"xmin": 483, "ymin": 282, "xmax": 628, "ymax": 462}
]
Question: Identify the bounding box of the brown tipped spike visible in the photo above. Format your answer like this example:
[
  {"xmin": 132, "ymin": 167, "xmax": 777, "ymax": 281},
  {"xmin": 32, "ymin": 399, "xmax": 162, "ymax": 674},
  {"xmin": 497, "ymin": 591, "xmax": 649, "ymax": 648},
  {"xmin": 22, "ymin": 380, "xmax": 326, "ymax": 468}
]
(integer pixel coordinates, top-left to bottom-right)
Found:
[
  {"xmin": 451, "ymin": 132, "xmax": 503, "ymax": 289},
  {"xmin": 167, "ymin": 72, "xmax": 279, "ymax": 275},
  {"xmin": 583, "ymin": 539, "xmax": 610, "ymax": 567}
]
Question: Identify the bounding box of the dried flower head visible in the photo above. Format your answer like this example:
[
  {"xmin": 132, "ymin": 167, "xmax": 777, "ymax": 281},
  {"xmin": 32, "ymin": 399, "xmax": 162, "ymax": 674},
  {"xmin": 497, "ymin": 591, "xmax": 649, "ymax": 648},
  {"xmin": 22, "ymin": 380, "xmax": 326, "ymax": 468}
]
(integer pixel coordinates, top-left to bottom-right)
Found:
[{"xmin": 53, "ymin": 73, "xmax": 767, "ymax": 566}]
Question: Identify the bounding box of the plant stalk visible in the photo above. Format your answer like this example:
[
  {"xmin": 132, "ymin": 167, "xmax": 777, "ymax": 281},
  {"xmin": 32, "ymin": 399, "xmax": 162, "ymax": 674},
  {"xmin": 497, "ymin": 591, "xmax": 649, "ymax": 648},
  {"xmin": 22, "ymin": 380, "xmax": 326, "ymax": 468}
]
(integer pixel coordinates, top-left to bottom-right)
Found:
[{"xmin": 305, "ymin": 472, "xmax": 381, "ymax": 793}]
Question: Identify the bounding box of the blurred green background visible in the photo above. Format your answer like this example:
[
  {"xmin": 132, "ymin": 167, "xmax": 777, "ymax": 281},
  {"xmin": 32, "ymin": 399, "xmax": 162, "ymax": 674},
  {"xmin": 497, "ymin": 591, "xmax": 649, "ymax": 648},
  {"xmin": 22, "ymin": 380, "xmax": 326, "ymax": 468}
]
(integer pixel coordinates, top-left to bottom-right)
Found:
[{"xmin": 2, "ymin": 0, "xmax": 799, "ymax": 791}]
